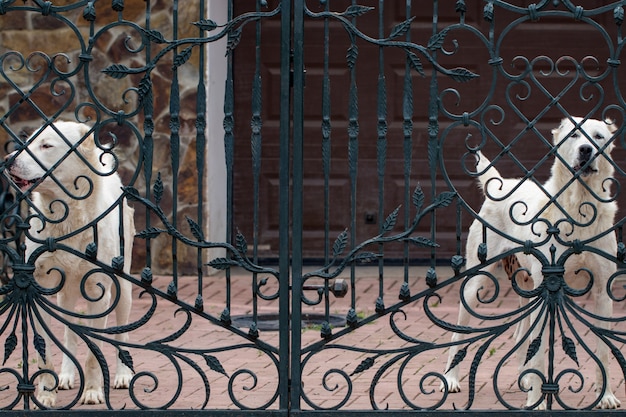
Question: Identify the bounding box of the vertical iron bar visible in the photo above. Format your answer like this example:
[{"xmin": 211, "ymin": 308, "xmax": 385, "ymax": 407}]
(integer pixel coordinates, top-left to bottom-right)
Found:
[
  {"xmin": 250, "ymin": 0, "xmax": 264, "ymax": 337},
  {"xmin": 547, "ymin": 302, "xmax": 556, "ymax": 409},
  {"xmin": 223, "ymin": 1, "xmax": 235, "ymax": 318},
  {"xmin": 402, "ymin": 0, "xmax": 414, "ymax": 290},
  {"xmin": 284, "ymin": 0, "xmax": 298, "ymax": 411},
  {"xmin": 119, "ymin": 202, "xmax": 126, "ymax": 260},
  {"xmin": 376, "ymin": 0, "xmax": 386, "ymax": 313},
  {"xmin": 428, "ymin": 0, "xmax": 440, "ymax": 271},
  {"xmin": 169, "ymin": 0, "xmax": 180, "ymax": 284},
  {"xmin": 195, "ymin": 0, "xmax": 207, "ymax": 310},
  {"xmin": 321, "ymin": 0, "xmax": 332, "ymax": 335},
  {"xmin": 322, "ymin": 1, "xmax": 331, "ymax": 270},
  {"xmin": 455, "ymin": 0, "xmax": 468, "ymax": 268},
  {"xmin": 21, "ymin": 284, "xmax": 30, "ymax": 409},
  {"xmin": 348, "ymin": 0, "xmax": 359, "ymax": 318},
  {"xmin": 456, "ymin": 197, "xmax": 463, "ymax": 256},
  {"xmin": 143, "ymin": 0, "xmax": 154, "ymax": 269}
]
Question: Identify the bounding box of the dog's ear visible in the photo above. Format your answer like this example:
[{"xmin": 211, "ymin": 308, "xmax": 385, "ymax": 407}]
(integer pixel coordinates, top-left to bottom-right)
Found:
[
  {"xmin": 605, "ymin": 118, "xmax": 617, "ymax": 134},
  {"xmin": 551, "ymin": 119, "xmax": 566, "ymax": 142},
  {"xmin": 76, "ymin": 123, "xmax": 95, "ymax": 151},
  {"xmin": 551, "ymin": 126, "xmax": 559, "ymax": 138}
]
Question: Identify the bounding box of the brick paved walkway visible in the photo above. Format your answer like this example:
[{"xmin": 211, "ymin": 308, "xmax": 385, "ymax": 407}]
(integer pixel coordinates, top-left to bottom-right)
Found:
[{"xmin": 1, "ymin": 266, "xmax": 625, "ymax": 411}]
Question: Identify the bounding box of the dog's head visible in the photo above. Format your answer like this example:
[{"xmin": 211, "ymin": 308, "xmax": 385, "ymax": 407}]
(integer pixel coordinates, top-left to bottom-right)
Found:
[
  {"xmin": 5, "ymin": 121, "xmax": 107, "ymax": 198},
  {"xmin": 551, "ymin": 117, "xmax": 616, "ymax": 180}
]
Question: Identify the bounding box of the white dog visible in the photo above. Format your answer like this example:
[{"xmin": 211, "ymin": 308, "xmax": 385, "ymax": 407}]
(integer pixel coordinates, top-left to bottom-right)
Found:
[
  {"xmin": 443, "ymin": 117, "xmax": 620, "ymax": 409},
  {"xmin": 5, "ymin": 121, "xmax": 135, "ymax": 407}
]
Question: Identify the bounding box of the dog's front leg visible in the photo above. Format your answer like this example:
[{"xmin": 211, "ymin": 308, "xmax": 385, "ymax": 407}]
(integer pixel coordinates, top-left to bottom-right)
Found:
[
  {"xmin": 57, "ymin": 289, "xmax": 79, "ymax": 391},
  {"xmin": 513, "ymin": 294, "xmax": 530, "ymax": 376},
  {"xmin": 441, "ymin": 271, "xmax": 491, "ymax": 393},
  {"xmin": 523, "ymin": 266, "xmax": 547, "ymax": 410},
  {"xmin": 593, "ymin": 278, "xmax": 620, "ymax": 409},
  {"xmin": 79, "ymin": 277, "xmax": 111, "ymax": 405},
  {"xmin": 113, "ymin": 277, "xmax": 133, "ymax": 389},
  {"xmin": 34, "ymin": 307, "xmax": 58, "ymax": 408},
  {"xmin": 441, "ymin": 314, "xmax": 467, "ymax": 393},
  {"xmin": 523, "ymin": 311, "xmax": 547, "ymax": 409}
]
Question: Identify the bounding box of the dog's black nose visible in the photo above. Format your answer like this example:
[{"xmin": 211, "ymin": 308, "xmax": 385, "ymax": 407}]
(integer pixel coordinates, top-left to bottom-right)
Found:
[{"xmin": 579, "ymin": 144, "xmax": 593, "ymax": 161}]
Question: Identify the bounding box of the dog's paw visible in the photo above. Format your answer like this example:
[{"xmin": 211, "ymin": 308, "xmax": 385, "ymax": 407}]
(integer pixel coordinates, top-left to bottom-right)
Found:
[
  {"xmin": 596, "ymin": 391, "xmax": 621, "ymax": 409},
  {"xmin": 531, "ymin": 401, "xmax": 547, "ymax": 410},
  {"xmin": 114, "ymin": 368, "xmax": 133, "ymax": 389},
  {"xmin": 81, "ymin": 387, "xmax": 104, "ymax": 405},
  {"xmin": 525, "ymin": 394, "xmax": 546, "ymax": 410},
  {"xmin": 58, "ymin": 372, "xmax": 74, "ymax": 390},
  {"xmin": 439, "ymin": 376, "xmax": 461, "ymax": 393},
  {"xmin": 36, "ymin": 390, "xmax": 57, "ymax": 408}
]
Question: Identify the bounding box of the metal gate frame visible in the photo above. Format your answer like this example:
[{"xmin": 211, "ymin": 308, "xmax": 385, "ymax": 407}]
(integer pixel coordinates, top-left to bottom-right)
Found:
[{"xmin": 1, "ymin": 0, "xmax": 626, "ymax": 415}]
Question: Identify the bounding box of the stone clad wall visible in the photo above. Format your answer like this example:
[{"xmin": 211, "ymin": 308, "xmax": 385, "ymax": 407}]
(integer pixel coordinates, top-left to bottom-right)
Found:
[{"xmin": 0, "ymin": 1, "xmax": 212, "ymax": 274}]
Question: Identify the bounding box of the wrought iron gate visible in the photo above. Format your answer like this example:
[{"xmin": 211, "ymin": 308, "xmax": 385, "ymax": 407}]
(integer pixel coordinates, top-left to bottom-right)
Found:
[{"xmin": 1, "ymin": 0, "xmax": 626, "ymax": 415}]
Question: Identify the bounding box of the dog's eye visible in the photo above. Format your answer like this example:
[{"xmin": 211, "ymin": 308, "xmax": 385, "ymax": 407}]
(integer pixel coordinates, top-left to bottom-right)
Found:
[
  {"xmin": 594, "ymin": 133, "xmax": 605, "ymax": 140},
  {"xmin": 571, "ymin": 132, "xmax": 580, "ymax": 138},
  {"xmin": 41, "ymin": 143, "xmax": 53, "ymax": 149}
]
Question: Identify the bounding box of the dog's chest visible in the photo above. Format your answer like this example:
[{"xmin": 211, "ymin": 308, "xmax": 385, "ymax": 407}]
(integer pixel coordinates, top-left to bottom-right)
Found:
[
  {"xmin": 27, "ymin": 219, "xmax": 97, "ymax": 280},
  {"xmin": 31, "ymin": 250, "xmax": 92, "ymax": 287},
  {"xmin": 541, "ymin": 199, "xmax": 616, "ymax": 240}
]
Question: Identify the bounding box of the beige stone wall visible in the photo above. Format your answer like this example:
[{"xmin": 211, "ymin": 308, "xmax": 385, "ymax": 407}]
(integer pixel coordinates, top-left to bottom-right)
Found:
[{"xmin": 0, "ymin": 1, "xmax": 212, "ymax": 274}]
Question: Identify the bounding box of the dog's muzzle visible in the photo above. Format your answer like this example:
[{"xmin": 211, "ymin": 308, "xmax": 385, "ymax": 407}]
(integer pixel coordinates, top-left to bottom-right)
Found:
[
  {"xmin": 573, "ymin": 144, "xmax": 597, "ymax": 176},
  {"xmin": 3, "ymin": 156, "xmax": 40, "ymax": 192}
]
